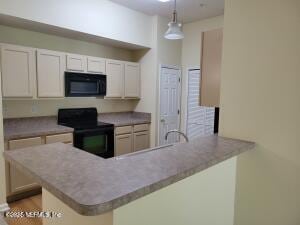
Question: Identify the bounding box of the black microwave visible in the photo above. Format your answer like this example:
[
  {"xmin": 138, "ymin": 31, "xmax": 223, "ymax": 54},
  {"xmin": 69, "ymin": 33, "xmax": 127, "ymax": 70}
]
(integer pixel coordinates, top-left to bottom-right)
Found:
[{"xmin": 65, "ymin": 72, "xmax": 106, "ymax": 97}]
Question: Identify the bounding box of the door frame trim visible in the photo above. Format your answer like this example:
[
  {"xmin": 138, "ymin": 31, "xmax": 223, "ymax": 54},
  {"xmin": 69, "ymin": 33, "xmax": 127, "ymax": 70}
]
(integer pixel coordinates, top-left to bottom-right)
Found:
[
  {"xmin": 157, "ymin": 64, "xmax": 182, "ymax": 146},
  {"xmin": 184, "ymin": 66, "xmax": 201, "ymax": 135}
]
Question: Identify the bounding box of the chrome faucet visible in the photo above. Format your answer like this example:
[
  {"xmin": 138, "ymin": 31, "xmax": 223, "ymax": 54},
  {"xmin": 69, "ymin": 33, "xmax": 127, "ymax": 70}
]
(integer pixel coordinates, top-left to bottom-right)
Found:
[{"xmin": 165, "ymin": 130, "xmax": 189, "ymax": 142}]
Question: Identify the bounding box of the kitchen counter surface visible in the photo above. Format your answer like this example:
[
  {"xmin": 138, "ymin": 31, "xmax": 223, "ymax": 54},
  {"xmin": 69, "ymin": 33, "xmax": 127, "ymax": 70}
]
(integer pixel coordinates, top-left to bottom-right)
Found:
[
  {"xmin": 4, "ymin": 135, "xmax": 255, "ymax": 216},
  {"xmin": 98, "ymin": 112, "xmax": 151, "ymax": 127},
  {"xmin": 3, "ymin": 117, "xmax": 74, "ymax": 141},
  {"xmin": 4, "ymin": 112, "xmax": 151, "ymax": 141}
]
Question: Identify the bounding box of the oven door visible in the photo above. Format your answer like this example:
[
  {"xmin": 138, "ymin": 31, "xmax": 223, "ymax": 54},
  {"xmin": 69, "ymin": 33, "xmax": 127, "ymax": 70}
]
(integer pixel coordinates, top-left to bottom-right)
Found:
[{"xmin": 73, "ymin": 127, "xmax": 114, "ymax": 158}]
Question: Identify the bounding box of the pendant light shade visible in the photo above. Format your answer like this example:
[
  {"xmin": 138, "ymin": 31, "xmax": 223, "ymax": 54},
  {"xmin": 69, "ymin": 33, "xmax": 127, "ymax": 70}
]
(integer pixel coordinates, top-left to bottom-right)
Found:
[{"xmin": 164, "ymin": 0, "xmax": 184, "ymax": 40}]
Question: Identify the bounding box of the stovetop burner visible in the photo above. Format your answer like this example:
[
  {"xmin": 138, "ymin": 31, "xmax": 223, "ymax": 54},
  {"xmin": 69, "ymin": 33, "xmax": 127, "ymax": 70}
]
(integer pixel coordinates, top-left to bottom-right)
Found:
[
  {"xmin": 57, "ymin": 107, "xmax": 114, "ymax": 130},
  {"xmin": 62, "ymin": 121, "xmax": 113, "ymax": 130}
]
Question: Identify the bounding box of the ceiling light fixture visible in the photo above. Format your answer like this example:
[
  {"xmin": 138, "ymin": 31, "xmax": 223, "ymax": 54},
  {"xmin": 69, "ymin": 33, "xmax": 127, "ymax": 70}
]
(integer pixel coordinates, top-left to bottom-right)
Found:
[
  {"xmin": 158, "ymin": 0, "xmax": 170, "ymax": 2},
  {"xmin": 164, "ymin": 0, "xmax": 184, "ymax": 40}
]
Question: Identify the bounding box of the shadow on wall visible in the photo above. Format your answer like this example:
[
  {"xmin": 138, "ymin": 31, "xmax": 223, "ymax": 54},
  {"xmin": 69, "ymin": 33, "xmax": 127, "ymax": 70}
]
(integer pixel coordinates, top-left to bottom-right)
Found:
[
  {"xmin": 234, "ymin": 146, "xmax": 300, "ymax": 225},
  {"xmin": 3, "ymin": 99, "xmax": 139, "ymax": 119}
]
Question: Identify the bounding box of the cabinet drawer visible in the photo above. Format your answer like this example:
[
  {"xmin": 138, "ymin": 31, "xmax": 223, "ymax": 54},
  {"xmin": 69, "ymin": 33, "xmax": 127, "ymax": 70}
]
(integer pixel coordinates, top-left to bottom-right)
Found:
[
  {"xmin": 115, "ymin": 126, "xmax": 132, "ymax": 135},
  {"xmin": 115, "ymin": 134, "xmax": 133, "ymax": 156},
  {"xmin": 133, "ymin": 131, "xmax": 150, "ymax": 152},
  {"xmin": 9, "ymin": 137, "xmax": 42, "ymax": 150},
  {"xmin": 46, "ymin": 133, "xmax": 73, "ymax": 144},
  {"xmin": 133, "ymin": 124, "xmax": 149, "ymax": 132}
]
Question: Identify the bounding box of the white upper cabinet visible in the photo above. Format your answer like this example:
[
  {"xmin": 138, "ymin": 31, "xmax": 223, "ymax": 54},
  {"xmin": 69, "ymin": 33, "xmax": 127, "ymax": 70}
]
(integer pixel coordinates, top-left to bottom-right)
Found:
[
  {"xmin": 37, "ymin": 49, "xmax": 66, "ymax": 98},
  {"xmin": 105, "ymin": 60, "xmax": 124, "ymax": 98},
  {"xmin": 87, "ymin": 56, "xmax": 106, "ymax": 74},
  {"xmin": 0, "ymin": 43, "xmax": 141, "ymax": 100},
  {"xmin": 0, "ymin": 44, "xmax": 36, "ymax": 98},
  {"xmin": 66, "ymin": 53, "xmax": 87, "ymax": 72},
  {"xmin": 124, "ymin": 62, "xmax": 140, "ymax": 98}
]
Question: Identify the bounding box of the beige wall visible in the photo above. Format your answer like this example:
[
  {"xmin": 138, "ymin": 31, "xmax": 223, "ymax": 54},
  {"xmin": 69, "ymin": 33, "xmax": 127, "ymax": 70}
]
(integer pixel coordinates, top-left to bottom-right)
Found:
[
  {"xmin": 0, "ymin": 25, "xmax": 139, "ymax": 119},
  {"xmin": 134, "ymin": 16, "xmax": 182, "ymax": 147},
  {"xmin": 0, "ymin": 71, "xmax": 6, "ymax": 205},
  {"xmin": 0, "ymin": 0, "xmax": 153, "ymax": 48},
  {"xmin": 220, "ymin": 0, "xmax": 300, "ymax": 225},
  {"xmin": 43, "ymin": 157, "xmax": 237, "ymax": 225},
  {"xmin": 180, "ymin": 16, "xmax": 224, "ymax": 132},
  {"xmin": 115, "ymin": 157, "xmax": 236, "ymax": 225},
  {"xmin": 3, "ymin": 99, "xmax": 138, "ymax": 118},
  {"xmin": 0, "ymin": 25, "xmax": 134, "ymax": 61}
]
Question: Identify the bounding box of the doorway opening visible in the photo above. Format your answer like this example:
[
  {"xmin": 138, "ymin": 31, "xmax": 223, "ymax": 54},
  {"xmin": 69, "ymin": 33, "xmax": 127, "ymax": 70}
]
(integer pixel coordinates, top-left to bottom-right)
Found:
[{"xmin": 158, "ymin": 65, "xmax": 182, "ymax": 146}]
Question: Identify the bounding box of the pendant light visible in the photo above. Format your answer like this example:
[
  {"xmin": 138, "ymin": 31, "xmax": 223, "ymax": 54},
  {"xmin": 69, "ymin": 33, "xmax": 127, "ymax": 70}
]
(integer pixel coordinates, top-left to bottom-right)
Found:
[{"xmin": 164, "ymin": 0, "xmax": 184, "ymax": 40}]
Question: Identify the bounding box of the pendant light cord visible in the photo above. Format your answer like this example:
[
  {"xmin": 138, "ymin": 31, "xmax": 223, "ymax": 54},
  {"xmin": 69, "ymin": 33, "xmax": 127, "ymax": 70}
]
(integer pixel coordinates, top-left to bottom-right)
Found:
[{"xmin": 173, "ymin": 0, "xmax": 177, "ymax": 23}]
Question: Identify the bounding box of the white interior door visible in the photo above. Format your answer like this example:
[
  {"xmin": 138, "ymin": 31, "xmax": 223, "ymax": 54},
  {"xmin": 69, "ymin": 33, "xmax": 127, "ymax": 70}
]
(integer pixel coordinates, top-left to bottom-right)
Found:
[
  {"xmin": 159, "ymin": 66, "xmax": 181, "ymax": 145},
  {"xmin": 186, "ymin": 69, "xmax": 215, "ymax": 139}
]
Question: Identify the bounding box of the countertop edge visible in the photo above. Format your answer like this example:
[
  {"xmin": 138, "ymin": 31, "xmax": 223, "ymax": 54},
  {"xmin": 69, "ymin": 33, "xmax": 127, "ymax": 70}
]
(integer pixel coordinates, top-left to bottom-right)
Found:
[
  {"xmin": 4, "ymin": 129, "xmax": 74, "ymax": 141},
  {"xmin": 3, "ymin": 139, "xmax": 255, "ymax": 216}
]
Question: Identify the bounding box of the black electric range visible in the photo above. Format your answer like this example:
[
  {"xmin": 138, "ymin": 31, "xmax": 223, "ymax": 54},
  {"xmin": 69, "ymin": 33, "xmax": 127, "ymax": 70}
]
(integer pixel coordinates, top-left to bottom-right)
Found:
[{"xmin": 58, "ymin": 108, "xmax": 114, "ymax": 158}]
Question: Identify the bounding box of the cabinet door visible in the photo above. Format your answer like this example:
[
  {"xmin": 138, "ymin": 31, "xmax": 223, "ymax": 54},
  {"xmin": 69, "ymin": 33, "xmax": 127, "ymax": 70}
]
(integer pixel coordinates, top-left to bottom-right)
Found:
[
  {"xmin": 87, "ymin": 56, "xmax": 106, "ymax": 74},
  {"xmin": 105, "ymin": 60, "xmax": 124, "ymax": 98},
  {"xmin": 37, "ymin": 49, "xmax": 66, "ymax": 97},
  {"xmin": 66, "ymin": 53, "xmax": 87, "ymax": 72},
  {"xmin": 115, "ymin": 134, "xmax": 133, "ymax": 156},
  {"xmin": 8, "ymin": 137, "xmax": 42, "ymax": 194},
  {"xmin": 124, "ymin": 62, "xmax": 140, "ymax": 98},
  {"xmin": 200, "ymin": 28, "xmax": 223, "ymax": 107},
  {"xmin": 0, "ymin": 44, "xmax": 36, "ymax": 98},
  {"xmin": 133, "ymin": 131, "xmax": 150, "ymax": 152}
]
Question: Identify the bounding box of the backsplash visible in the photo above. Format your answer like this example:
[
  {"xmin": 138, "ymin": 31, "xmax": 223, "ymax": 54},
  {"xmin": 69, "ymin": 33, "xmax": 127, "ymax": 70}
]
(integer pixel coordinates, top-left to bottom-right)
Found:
[{"xmin": 3, "ymin": 99, "xmax": 138, "ymax": 119}]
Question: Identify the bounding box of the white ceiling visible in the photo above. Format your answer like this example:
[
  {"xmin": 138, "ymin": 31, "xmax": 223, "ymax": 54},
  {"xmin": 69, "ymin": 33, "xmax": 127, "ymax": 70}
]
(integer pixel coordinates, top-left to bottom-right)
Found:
[{"xmin": 109, "ymin": 0, "xmax": 224, "ymax": 23}]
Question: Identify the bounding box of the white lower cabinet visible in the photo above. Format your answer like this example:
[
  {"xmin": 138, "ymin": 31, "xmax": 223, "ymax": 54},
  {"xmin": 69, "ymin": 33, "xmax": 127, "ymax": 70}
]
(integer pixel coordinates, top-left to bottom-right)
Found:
[
  {"xmin": 133, "ymin": 131, "xmax": 150, "ymax": 152},
  {"xmin": 115, "ymin": 134, "xmax": 133, "ymax": 156},
  {"xmin": 6, "ymin": 133, "xmax": 73, "ymax": 200},
  {"xmin": 8, "ymin": 137, "xmax": 42, "ymax": 194},
  {"xmin": 115, "ymin": 124, "xmax": 150, "ymax": 156},
  {"xmin": 37, "ymin": 49, "xmax": 66, "ymax": 97}
]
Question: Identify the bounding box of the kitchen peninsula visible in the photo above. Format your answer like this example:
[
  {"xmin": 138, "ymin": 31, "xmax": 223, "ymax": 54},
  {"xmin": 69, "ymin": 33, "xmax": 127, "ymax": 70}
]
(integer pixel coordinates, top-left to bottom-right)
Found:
[{"xmin": 3, "ymin": 135, "xmax": 255, "ymax": 225}]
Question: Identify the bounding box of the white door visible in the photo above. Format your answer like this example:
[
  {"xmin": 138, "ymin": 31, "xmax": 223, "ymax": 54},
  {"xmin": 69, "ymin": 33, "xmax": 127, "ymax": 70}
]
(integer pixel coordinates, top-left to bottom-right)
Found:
[
  {"xmin": 186, "ymin": 69, "xmax": 215, "ymax": 139},
  {"xmin": 159, "ymin": 66, "xmax": 181, "ymax": 145}
]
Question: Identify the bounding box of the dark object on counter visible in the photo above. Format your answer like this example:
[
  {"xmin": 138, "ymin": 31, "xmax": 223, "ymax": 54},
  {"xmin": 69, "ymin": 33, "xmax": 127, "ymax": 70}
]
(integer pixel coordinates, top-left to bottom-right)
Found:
[{"xmin": 214, "ymin": 107, "xmax": 219, "ymax": 134}]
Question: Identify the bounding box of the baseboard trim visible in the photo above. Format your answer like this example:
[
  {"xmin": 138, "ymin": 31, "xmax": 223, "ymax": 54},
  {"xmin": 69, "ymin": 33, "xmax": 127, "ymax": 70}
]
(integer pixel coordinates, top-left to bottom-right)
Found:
[
  {"xmin": 6, "ymin": 187, "xmax": 41, "ymax": 203},
  {"xmin": 0, "ymin": 203, "xmax": 10, "ymax": 213}
]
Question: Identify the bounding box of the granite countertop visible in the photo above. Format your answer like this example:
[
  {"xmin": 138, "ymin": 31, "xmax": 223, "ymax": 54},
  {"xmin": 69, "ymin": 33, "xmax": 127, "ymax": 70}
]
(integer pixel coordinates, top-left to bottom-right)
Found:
[
  {"xmin": 3, "ymin": 112, "xmax": 151, "ymax": 141},
  {"xmin": 98, "ymin": 112, "xmax": 151, "ymax": 127},
  {"xmin": 4, "ymin": 135, "xmax": 255, "ymax": 216},
  {"xmin": 3, "ymin": 116, "xmax": 74, "ymax": 141}
]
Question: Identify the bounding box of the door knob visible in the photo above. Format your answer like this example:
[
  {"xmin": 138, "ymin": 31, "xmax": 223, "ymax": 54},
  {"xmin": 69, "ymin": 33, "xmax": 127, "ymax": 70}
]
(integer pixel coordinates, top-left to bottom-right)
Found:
[{"xmin": 161, "ymin": 119, "xmax": 165, "ymax": 123}]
